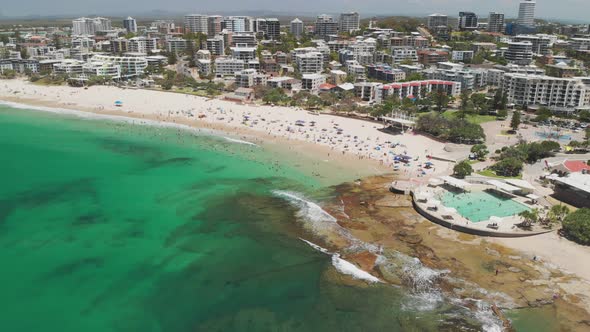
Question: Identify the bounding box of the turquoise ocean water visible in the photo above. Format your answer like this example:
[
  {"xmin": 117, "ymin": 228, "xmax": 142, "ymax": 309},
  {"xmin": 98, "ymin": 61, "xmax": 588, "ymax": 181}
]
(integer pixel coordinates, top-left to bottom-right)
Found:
[{"xmin": 0, "ymin": 104, "xmax": 547, "ymax": 331}]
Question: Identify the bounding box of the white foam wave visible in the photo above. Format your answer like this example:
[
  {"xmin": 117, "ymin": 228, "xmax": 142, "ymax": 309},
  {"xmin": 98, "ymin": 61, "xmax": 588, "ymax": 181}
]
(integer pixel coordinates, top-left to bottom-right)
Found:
[
  {"xmin": 331, "ymin": 254, "xmax": 381, "ymax": 283},
  {"xmin": 223, "ymin": 136, "xmax": 259, "ymax": 146},
  {"xmin": 0, "ymin": 100, "xmax": 255, "ymax": 147},
  {"xmin": 272, "ymin": 190, "xmax": 337, "ymax": 223},
  {"xmin": 299, "ymin": 238, "xmax": 331, "ymax": 254}
]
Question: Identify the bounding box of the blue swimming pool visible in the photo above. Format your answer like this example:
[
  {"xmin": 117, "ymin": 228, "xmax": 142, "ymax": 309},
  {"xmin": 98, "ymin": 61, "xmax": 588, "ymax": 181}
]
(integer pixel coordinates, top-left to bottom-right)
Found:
[{"xmin": 441, "ymin": 191, "xmax": 530, "ymax": 223}]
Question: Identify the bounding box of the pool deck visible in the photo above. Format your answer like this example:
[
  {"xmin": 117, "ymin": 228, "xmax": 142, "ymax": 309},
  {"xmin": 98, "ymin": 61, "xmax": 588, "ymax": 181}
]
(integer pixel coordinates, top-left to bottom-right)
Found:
[{"xmin": 411, "ymin": 184, "xmax": 554, "ymax": 238}]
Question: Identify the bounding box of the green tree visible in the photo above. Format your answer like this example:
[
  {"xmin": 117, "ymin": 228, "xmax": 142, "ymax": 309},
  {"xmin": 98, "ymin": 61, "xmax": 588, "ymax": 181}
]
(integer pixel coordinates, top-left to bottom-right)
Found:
[
  {"xmin": 562, "ymin": 209, "xmax": 590, "ymax": 245},
  {"xmin": 167, "ymin": 52, "xmax": 177, "ymax": 65},
  {"xmin": 534, "ymin": 107, "xmax": 552, "ymax": 122},
  {"xmin": 453, "ymin": 160, "xmax": 473, "ymax": 179},
  {"xmin": 432, "ymin": 90, "xmax": 450, "ymax": 113},
  {"xmin": 518, "ymin": 209, "xmax": 540, "ymax": 227},
  {"xmin": 491, "ymin": 157, "xmax": 523, "ymax": 177},
  {"xmin": 471, "ymin": 144, "xmax": 489, "ymax": 160},
  {"xmin": 548, "ymin": 205, "xmax": 570, "ymax": 224},
  {"xmin": 510, "ymin": 110, "xmax": 521, "ymax": 132}
]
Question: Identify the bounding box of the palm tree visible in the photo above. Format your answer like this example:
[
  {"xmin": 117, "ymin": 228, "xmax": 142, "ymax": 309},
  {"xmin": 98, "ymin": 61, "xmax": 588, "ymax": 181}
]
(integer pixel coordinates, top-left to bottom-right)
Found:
[
  {"xmin": 518, "ymin": 209, "xmax": 540, "ymax": 228},
  {"xmin": 548, "ymin": 205, "xmax": 570, "ymax": 224}
]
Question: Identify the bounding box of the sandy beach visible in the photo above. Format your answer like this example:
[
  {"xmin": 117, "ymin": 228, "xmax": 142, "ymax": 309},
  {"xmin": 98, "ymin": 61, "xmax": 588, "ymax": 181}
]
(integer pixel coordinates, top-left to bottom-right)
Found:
[{"xmin": 0, "ymin": 79, "xmax": 453, "ymax": 182}]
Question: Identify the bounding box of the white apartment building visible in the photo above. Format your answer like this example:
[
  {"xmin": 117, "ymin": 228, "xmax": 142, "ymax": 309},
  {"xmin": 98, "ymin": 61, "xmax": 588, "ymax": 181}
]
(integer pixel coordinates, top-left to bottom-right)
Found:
[
  {"xmin": 570, "ymin": 38, "xmax": 590, "ymax": 51},
  {"xmin": 222, "ymin": 16, "xmax": 253, "ymax": 33},
  {"xmin": 290, "ymin": 18, "xmax": 304, "ymax": 38},
  {"xmin": 124, "ymin": 17, "xmax": 137, "ymax": 33},
  {"xmin": 230, "ymin": 47, "xmax": 257, "ymax": 61},
  {"xmin": 167, "ymin": 38, "xmax": 188, "ymax": 53},
  {"xmin": 206, "ymin": 37, "xmax": 225, "ymax": 56},
  {"xmin": 517, "ymin": 0, "xmax": 536, "ymax": 27},
  {"xmin": 128, "ymin": 37, "xmax": 158, "ymax": 54},
  {"xmin": 197, "ymin": 59, "xmax": 212, "ymax": 76},
  {"xmin": 72, "ymin": 37, "xmax": 95, "ymax": 49},
  {"xmin": 196, "ymin": 49, "xmax": 211, "ymax": 60},
  {"xmin": 92, "ymin": 54, "xmax": 147, "ymax": 78},
  {"xmin": 502, "ymin": 73, "xmax": 590, "ymax": 112},
  {"xmin": 487, "ymin": 69, "xmax": 505, "ymax": 86},
  {"xmin": 505, "ymin": 41, "xmax": 533, "ymax": 65},
  {"xmin": 391, "ymin": 47, "xmax": 418, "ymax": 64},
  {"xmin": 295, "ymin": 52, "xmax": 324, "ymax": 74},
  {"xmin": 72, "ymin": 17, "xmax": 112, "ymax": 36},
  {"xmin": 185, "ymin": 14, "xmax": 208, "ymax": 34},
  {"xmin": 339, "ymin": 12, "xmax": 360, "ymax": 33},
  {"xmin": 301, "ymin": 74, "xmax": 326, "ymax": 93},
  {"xmin": 513, "ymin": 35, "xmax": 551, "ymax": 55},
  {"xmin": 376, "ymin": 80, "xmax": 461, "ymax": 103},
  {"xmin": 53, "ymin": 59, "xmax": 84, "ymax": 75},
  {"xmin": 214, "ymin": 57, "xmax": 245, "ymax": 77},
  {"xmin": 83, "ymin": 61, "xmax": 121, "ymax": 79},
  {"xmin": 235, "ymin": 69, "xmax": 268, "ymax": 88}
]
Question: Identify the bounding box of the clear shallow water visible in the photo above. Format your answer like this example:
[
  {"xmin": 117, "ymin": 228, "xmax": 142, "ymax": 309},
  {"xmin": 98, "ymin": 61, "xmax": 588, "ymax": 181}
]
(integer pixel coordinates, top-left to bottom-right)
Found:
[
  {"xmin": 535, "ymin": 131, "xmax": 572, "ymax": 142},
  {"xmin": 0, "ymin": 104, "xmax": 550, "ymax": 332},
  {"xmin": 441, "ymin": 191, "xmax": 530, "ymax": 223}
]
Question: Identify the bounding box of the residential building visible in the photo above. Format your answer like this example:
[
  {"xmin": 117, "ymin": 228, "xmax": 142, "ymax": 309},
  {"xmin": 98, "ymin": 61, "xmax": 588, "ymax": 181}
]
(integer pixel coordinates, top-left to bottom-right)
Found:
[
  {"xmin": 53, "ymin": 59, "xmax": 84, "ymax": 75},
  {"xmin": 123, "ymin": 17, "xmax": 137, "ymax": 33},
  {"xmin": 185, "ymin": 14, "xmax": 208, "ymax": 34},
  {"xmin": 214, "ymin": 57, "xmax": 245, "ymax": 77},
  {"xmin": 452, "ymin": 50, "xmax": 474, "ymax": 62},
  {"xmin": 166, "ymin": 38, "xmax": 188, "ymax": 54},
  {"xmin": 72, "ymin": 37, "xmax": 95, "ymax": 49},
  {"xmin": 339, "ymin": 12, "xmax": 360, "ymax": 33},
  {"xmin": 255, "ymin": 18, "xmax": 280, "ymax": 40},
  {"xmin": 231, "ymin": 33, "xmax": 257, "ymax": 47},
  {"xmin": 570, "ymin": 38, "xmax": 590, "ymax": 51},
  {"xmin": 417, "ymin": 50, "xmax": 449, "ymax": 66},
  {"xmin": 505, "ymin": 41, "xmax": 533, "ymax": 65},
  {"xmin": 235, "ymin": 69, "xmax": 267, "ymax": 88},
  {"xmin": 472, "ymin": 42, "xmax": 497, "ymax": 53},
  {"xmin": 91, "ymin": 54, "xmax": 147, "ymax": 78},
  {"xmin": 514, "ymin": 35, "xmax": 550, "ymax": 55},
  {"xmin": 196, "ymin": 49, "xmax": 211, "ymax": 60},
  {"xmin": 290, "ymin": 18, "xmax": 304, "ymax": 38},
  {"xmin": 330, "ymin": 69, "xmax": 348, "ymax": 84},
  {"xmin": 197, "ymin": 59, "xmax": 212, "ymax": 76},
  {"xmin": 488, "ymin": 12, "xmax": 505, "ymax": 33},
  {"xmin": 83, "ymin": 60, "xmax": 121, "ymax": 79},
  {"xmin": 206, "ymin": 37, "xmax": 225, "ymax": 56},
  {"xmin": 545, "ymin": 63, "xmax": 580, "ymax": 78},
  {"xmin": 391, "ymin": 47, "xmax": 418, "ymax": 65},
  {"xmin": 151, "ymin": 20, "xmax": 175, "ymax": 34},
  {"xmin": 295, "ymin": 52, "xmax": 324, "ymax": 74},
  {"xmin": 207, "ymin": 16, "xmax": 223, "ymax": 37},
  {"xmin": 222, "ymin": 16, "xmax": 253, "ymax": 33},
  {"xmin": 376, "ymin": 80, "xmax": 461, "ymax": 103},
  {"xmin": 267, "ymin": 76, "xmax": 301, "ymax": 90},
  {"xmin": 517, "ymin": 0, "xmax": 536, "ymax": 27},
  {"xmin": 230, "ymin": 47, "xmax": 257, "ymax": 61},
  {"xmin": 72, "ymin": 17, "xmax": 112, "ymax": 35},
  {"xmin": 427, "ymin": 14, "xmax": 448, "ymax": 29},
  {"xmin": 502, "ymin": 73, "xmax": 590, "ymax": 112},
  {"xmin": 315, "ymin": 15, "xmax": 338, "ymax": 40},
  {"xmin": 354, "ymin": 82, "xmax": 382, "ymax": 102},
  {"xmin": 367, "ymin": 64, "xmax": 406, "ymax": 82},
  {"xmin": 458, "ymin": 12, "xmax": 478, "ymax": 31},
  {"xmin": 301, "ymin": 74, "xmax": 327, "ymax": 93}
]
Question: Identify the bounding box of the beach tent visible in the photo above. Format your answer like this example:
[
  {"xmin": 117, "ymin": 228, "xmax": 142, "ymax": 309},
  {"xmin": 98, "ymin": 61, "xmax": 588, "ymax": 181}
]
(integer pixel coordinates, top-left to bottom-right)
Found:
[{"xmin": 114, "ymin": 100, "xmax": 123, "ymax": 107}]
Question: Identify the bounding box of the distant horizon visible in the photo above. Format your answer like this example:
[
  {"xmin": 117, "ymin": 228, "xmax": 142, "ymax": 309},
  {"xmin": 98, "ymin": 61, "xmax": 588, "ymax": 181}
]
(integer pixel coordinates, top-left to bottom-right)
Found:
[
  {"xmin": 1, "ymin": 0, "xmax": 590, "ymax": 24},
  {"xmin": 0, "ymin": 9, "xmax": 588, "ymax": 26}
]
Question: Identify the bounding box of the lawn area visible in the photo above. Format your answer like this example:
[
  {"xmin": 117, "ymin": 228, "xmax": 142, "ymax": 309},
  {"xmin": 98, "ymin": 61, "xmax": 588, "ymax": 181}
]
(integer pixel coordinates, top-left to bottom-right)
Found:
[
  {"xmin": 476, "ymin": 169, "xmax": 522, "ymax": 179},
  {"xmin": 441, "ymin": 110, "xmax": 497, "ymax": 125}
]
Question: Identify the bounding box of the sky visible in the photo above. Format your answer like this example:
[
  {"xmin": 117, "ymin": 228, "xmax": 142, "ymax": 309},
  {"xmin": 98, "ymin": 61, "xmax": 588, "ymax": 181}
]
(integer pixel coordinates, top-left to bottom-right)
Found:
[{"xmin": 1, "ymin": 0, "xmax": 589, "ymax": 22}]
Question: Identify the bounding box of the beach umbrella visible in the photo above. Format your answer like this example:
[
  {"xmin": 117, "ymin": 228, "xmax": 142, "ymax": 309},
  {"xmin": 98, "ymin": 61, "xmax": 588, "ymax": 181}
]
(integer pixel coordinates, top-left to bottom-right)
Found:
[
  {"xmin": 425, "ymin": 162, "xmax": 434, "ymax": 166},
  {"xmin": 115, "ymin": 100, "xmax": 123, "ymax": 105}
]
